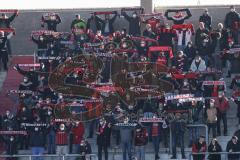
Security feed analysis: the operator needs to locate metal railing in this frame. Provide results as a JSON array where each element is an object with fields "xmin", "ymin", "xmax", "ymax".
[
  {"xmin": 169, "ymin": 124, "xmax": 208, "ymax": 154},
  {"xmin": 0, "ymin": 154, "xmax": 97, "ymax": 160},
  {"xmin": 189, "ymin": 152, "xmax": 240, "ymax": 160}
]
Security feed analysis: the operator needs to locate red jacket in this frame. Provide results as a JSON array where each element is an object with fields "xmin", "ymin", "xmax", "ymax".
[
  {"xmin": 71, "ymin": 122, "xmax": 85, "ymax": 144},
  {"xmin": 56, "ymin": 131, "xmax": 68, "ymax": 145},
  {"xmin": 192, "ymin": 141, "xmax": 207, "ymax": 160},
  {"xmin": 215, "ymin": 97, "xmax": 230, "ymax": 113}
]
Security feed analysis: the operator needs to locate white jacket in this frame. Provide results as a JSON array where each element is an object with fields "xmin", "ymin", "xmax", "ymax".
[{"xmin": 190, "ymin": 59, "xmax": 206, "ymax": 72}]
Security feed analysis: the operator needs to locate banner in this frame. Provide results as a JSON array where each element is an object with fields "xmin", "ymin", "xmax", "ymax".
[
  {"xmin": 139, "ymin": 12, "xmax": 163, "ymax": 17},
  {"xmin": 18, "ymin": 64, "xmax": 40, "ymax": 67},
  {"xmin": 0, "ymin": 10, "xmax": 18, "ymax": 13},
  {"xmin": 114, "ymin": 123, "xmax": 137, "ymax": 127},
  {"xmin": 92, "ymin": 11, "xmax": 117, "ymax": 15},
  {"xmin": 130, "ymin": 36, "xmax": 158, "ymax": 44},
  {"xmin": 165, "ymin": 94, "xmax": 194, "ymax": 101},
  {"xmin": 0, "ymin": 28, "xmax": 15, "ymax": 33},
  {"xmin": 0, "ymin": 131, "xmax": 27, "ymax": 135},
  {"xmin": 21, "ymin": 123, "xmax": 48, "ymax": 127},
  {"xmin": 121, "ymin": 7, "xmax": 144, "ymax": 14},
  {"xmin": 202, "ymin": 81, "xmax": 225, "ymax": 86},
  {"xmin": 139, "ymin": 117, "xmax": 164, "ymax": 123},
  {"xmin": 148, "ymin": 46, "xmax": 173, "ymax": 58},
  {"xmin": 8, "ymin": 90, "xmax": 33, "ymax": 94}
]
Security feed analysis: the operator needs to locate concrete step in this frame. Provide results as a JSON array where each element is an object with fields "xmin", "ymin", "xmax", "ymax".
[{"xmin": 16, "ymin": 149, "xmax": 192, "ymax": 160}]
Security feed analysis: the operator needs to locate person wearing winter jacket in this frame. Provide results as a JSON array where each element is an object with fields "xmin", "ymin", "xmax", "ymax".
[
  {"xmin": 215, "ymin": 92, "xmax": 230, "ymax": 136},
  {"xmin": 224, "ymin": 6, "xmax": 240, "ymax": 44},
  {"xmin": 71, "ymin": 14, "xmax": 86, "ymax": 30},
  {"xmin": 41, "ymin": 13, "xmax": 61, "ymax": 32},
  {"xmin": 172, "ymin": 51, "xmax": 188, "ymax": 72},
  {"xmin": 192, "ymin": 136, "xmax": 207, "ymax": 160},
  {"xmin": 14, "ymin": 65, "xmax": 39, "ymax": 90},
  {"xmin": 5, "ymin": 135, "xmax": 18, "ymax": 160},
  {"xmin": 190, "ymin": 55, "xmax": 207, "ymax": 72},
  {"xmin": 134, "ymin": 125, "xmax": 148, "ymax": 160},
  {"xmin": 94, "ymin": 12, "xmax": 118, "ymax": 36},
  {"xmin": 195, "ymin": 22, "xmax": 209, "ymax": 50},
  {"xmin": 79, "ymin": 139, "xmax": 92, "ymax": 160},
  {"xmin": 208, "ymin": 138, "xmax": 222, "ymax": 160},
  {"xmin": 122, "ymin": 11, "xmax": 141, "ymax": 36},
  {"xmin": 199, "ymin": 9, "xmax": 212, "ymax": 30},
  {"xmin": 96, "ymin": 117, "xmax": 111, "ymax": 160},
  {"xmin": 184, "ymin": 41, "xmax": 197, "ymax": 66},
  {"xmin": 56, "ymin": 123, "xmax": 69, "ymax": 156},
  {"xmin": 226, "ymin": 136, "xmax": 240, "ymax": 160},
  {"xmin": 19, "ymin": 76, "xmax": 34, "ymax": 91},
  {"xmin": 151, "ymin": 120, "xmax": 162, "ymax": 160},
  {"xmin": 71, "ymin": 121, "xmax": 85, "ymax": 154},
  {"xmin": 29, "ymin": 126, "xmax": 46, "ymax": 160},
  {"xmin": 207, "ymin": 99, "xmax": 217, "ymax": 138},
  {"xmin": 0, "ymin": 11, "xmax": 18, "ymax": 28},
  {"xmin": 0, "ymin": 31, "xmax": 13, "ymax": 70}
]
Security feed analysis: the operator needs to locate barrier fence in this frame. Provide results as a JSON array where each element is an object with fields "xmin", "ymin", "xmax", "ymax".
[
  {"xmin": 0, "ymin": 154, "xmax": 97, "ymax": 160},
  {"xmin": 169, "ymin": 124, "xmax": 208, "ymax": 154},
  {"xmin": 189, "ymin": 152, "xmax": 240, "ymax": 160}
]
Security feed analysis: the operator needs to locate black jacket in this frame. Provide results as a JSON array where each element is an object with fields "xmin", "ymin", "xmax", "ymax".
[
  {"xmin": 96, "ymin": 123, "xmax": 111, "ymax": 147},
  {"xmin": 86, "ymin": 17, "xmax": 101, "ymax": 33},
  {"xmin": 226, "ymin": 140, "xmax": 240, "ymax": 159},
  {"xmin": 95, "ymin": 13, "xmax": 117, "ymax": 34},
  {"xmin": 199, "ymin": 14, "xmax": 212, "ymax": 30},
  {"xmin": 224, "ymin": 11, "xmax": 240, "ymax": 29},
  {"xmin": 42, "ymin": 15, "xmax": 61, "ymax": 32},
  {"xmin": 195, "ymin": 28, "xmax": 209, "ymax": 49},
  {"xmin": 29, "ymin": 130, "xmax": 45, "ymax": 147},
  {"xmin": 0, "ymin": 37, "xmax": 7, "ymax": 51},
  {"xmin": 122, "ymin": 12, "xmax": 141, "ymax": 36},
  {"xmin": 208, "ymin": 142, "xmax": 222, "ymax": 160},
  {"xmin": 142, "ymin": 29, "xmax": 156, "ymax": 39},
  {"xmin": 32, "ymin": 37, "xmax": 49, "ymax": 50},
  {"xmin": 0, "ymin": 13, "xmax": 17, "ymax": 28},
  {"xmin": 184, "ymin": 46, "xmax": 196, "ymax": 60}
]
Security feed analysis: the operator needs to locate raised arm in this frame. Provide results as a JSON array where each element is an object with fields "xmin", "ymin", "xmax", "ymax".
[
  {"xmin": 7, "ymin": 32, "xmax": 13, "ymax": 39},
  {"xmin": 56, "ymin": 15, "xmax": 61, "ymax": 24},
  {"xmin": 8, "ymin": 12, "xmax": 17, "ymax": 23},
  {"xmin": 164, "ymin": 9, "xmax": 174, "ymax": 21},
  {"xmin": 184, "ymin": 8, "xmax": 192, "ymax": 20},
  {"xmin": 110, "ymin": 11, "xmax": 118, "ymax": 23},
  {"xmin": 14, "ymin": 65, "xmax": 29, "ymax": 76},
  {"xmin": 95, "ymin": 15, "xmax": 105, "ymax": 24},
  {"xmin": 122, "ymin": 11, "xmax": 131, "ymax": 22}
]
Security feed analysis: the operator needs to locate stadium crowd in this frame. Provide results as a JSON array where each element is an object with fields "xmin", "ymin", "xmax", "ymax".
[{"xmin": 0, "ymin": 5, "xmax": 239, "ymax": 160}]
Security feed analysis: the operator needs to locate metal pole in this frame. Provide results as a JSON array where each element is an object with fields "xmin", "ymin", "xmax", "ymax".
[
  {"xmin": 34, "ymin": 50, "xmax": 36, "ymax": 70},
  {"xmin": 29, "ymin": 155, "xmax": 32, "ymax": 160},
  {"xmin": 204, "ymin": 124, "xmax": 208, "ymax": 147},
  {"xmin": 169, "ymin": 125, "xmax": 172, "ymax": 154}
]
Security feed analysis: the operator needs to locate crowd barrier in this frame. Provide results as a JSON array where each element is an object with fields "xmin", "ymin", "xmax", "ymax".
[{"xmin": 0, "ymin": 154, "xmax": 97, "ymax": 160}]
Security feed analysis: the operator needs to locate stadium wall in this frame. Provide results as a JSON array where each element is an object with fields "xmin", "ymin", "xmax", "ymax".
[{"xmin": 9, "ymin": 6, "xmax": 240, "ymax": 55}]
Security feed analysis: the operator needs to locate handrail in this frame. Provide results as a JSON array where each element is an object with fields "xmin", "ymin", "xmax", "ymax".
[
  {"xmin": 0, "ymin": 154, "xmax": 98, "ymax": 160},
  {"xmin": 189, "ymin": 151, "xmax": 240, "ymax": 160},
  {"xmin": 169, "ymin": 124, "xmax": 208, "ymax": 154}
]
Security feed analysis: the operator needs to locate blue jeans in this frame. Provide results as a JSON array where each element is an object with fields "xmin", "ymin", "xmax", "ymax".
[
  {"xmin": 122, "ymin": 141, "xmax": 132, "ymax": 160},
  {"xmin": 188, "ymin": 127, "xmax": 199, "ymax": 146},
  {"xmin": 47, "ymin": 133, "xmax": 56, "ymax": 154},
  {"xmin": 135, "ymin": 146, "xmax": 145, "ymax": 160},
  {"xmin": 31, "ymin": 147, "xmax": 44, "ymax": 160},
  {"xmin": 152, "ymin": 136, "xmax": 160, "ymax": 155}
]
